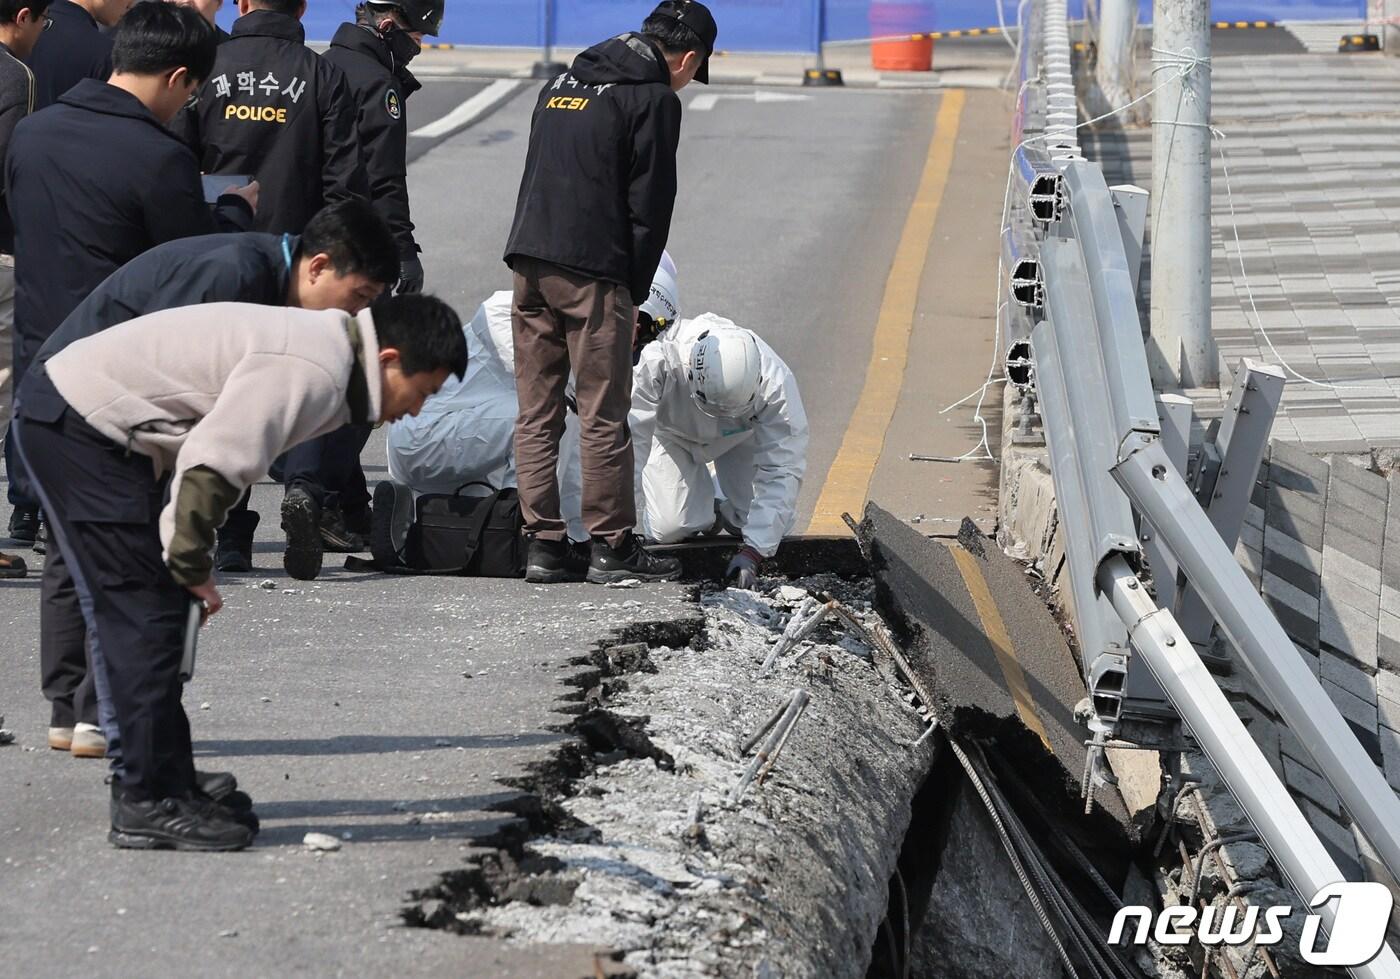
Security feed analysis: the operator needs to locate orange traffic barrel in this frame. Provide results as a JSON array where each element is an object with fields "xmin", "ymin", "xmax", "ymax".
[{"xmin": 870, "ymin": 2, "xmax": 935, "ymax": 71}]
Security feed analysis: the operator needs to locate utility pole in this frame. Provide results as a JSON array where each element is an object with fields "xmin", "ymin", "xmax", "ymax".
[
  {"xmin": 1148, "ymin": 0, "xmax": 1217, "ymax": 388},
  {"xmin": 1094, "ymin": 0, "xmax": 1138, "ymax": 115}
]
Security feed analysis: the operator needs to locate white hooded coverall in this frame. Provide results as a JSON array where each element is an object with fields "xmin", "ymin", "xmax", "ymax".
[
  {"xmin": 386, "ymin": 291, "xmax": 586, "ymax": 540},
  {"xmin": 630, "ymin": 314, "xmax": 809, "ymax": 558}
]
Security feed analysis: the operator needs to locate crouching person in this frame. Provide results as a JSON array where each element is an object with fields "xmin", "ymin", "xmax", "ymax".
[
  {"xmin": 11, "ymin": 294, "xmax": 465, "ymax": 850},
  {"xmin": 631, "ymin": 314, "xmax": 808, "ymax": 590}
]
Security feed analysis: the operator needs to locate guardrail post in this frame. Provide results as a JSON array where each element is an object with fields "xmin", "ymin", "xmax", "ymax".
[
  {"xmin": 1171, "ymin": 359, "xmax": 1283, "ymax": 671},
  {"xmin": 1148, "ymin": 0, "xmax": 1218, "ymax": 388},
  {"xmin": 531, "ymin": 0, "xmax": 567, "ymax": 80}
]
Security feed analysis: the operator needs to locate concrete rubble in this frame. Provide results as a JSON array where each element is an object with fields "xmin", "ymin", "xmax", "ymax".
[{"xmin": 406, "ymin": 575, "xmax": 937, "ymax": 978}]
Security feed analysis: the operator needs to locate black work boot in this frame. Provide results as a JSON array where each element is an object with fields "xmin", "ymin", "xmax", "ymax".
[
  {"xmin": 8, "ymin": 505, "xmax": 38, "ymax": 544},
  {"xmin": 586, "ymin": 534, "xmax": 682, "ymax": 584},
  {"xmin": 281, "ymin": 487, "xmax": 323, "ymax": 581},
  {"xmin": 319, "ymin": 506, "xmax": 366, "ymax": 553},
  {"xmin": 525, "ymin": 537, "xmax": 590, "ymax": 584},
  {"xmin": 109, "ymin": 792, "xmax": 255, "ymax": 852},
  {"xmin": 214, "ymin": 510, "xmax": 260, "ymax": 573}
]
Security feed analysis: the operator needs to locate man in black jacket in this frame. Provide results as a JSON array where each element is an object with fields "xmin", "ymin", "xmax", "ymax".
[
  {"xmin": 29, "ymin": 199, "xmax": 395, "ymax": 796},
  {"xmin": 323, "ymin": 0, "xmax": 442, "ymax": 295},
  {"xmin": 6, "ymin": 2, "xmax": 256, "ymax": 759},
  {"xmin": 173, "ymin": 0, "xmax": 368, "ymax": 235},
  {"xmin": 0, "ymin": 0, "xmax": 48, "ymax": 577},
  {"xmin": 502, "ymin": 0, "xmax": 714, "ymax": 586},
  {"xmin": 27, "ymin": 0, "xmax": 131, "ymax": 110}
]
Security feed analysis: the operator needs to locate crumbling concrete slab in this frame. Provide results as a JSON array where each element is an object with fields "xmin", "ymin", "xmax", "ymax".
[{"xmin": 858, "ymin": 501, "xmax": 1134, "ymax": 838}]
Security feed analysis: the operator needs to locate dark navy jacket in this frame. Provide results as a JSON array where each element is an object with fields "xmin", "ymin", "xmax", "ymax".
[
  {"xmin": 322, "ymin": 23, "xmax": 419, "ymax": 260},
  {"xmin": 27, "ymin": 0, "xmax": 112, "ymax": 111},
  {"xmin": 36, "ymin": 232, "xmax": 294, "ymax": 366},
  {"xmin": 5, "ymin": 79, "xmax": 252, "ymax": 378}
]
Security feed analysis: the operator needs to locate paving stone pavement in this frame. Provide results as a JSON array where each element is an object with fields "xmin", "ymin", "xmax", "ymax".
[{"xmin": 1087, "ymin": 52, "xmax": 1400, "ymax": 455}]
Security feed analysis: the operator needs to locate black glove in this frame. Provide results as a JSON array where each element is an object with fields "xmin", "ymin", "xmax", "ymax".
[
  {"xmin": 396, "ymin": 256, "xmax": 424, "ymax": 295},
  {"xmin": 725, "ymin": 545, "xmax": 762, "ymax": 591}
]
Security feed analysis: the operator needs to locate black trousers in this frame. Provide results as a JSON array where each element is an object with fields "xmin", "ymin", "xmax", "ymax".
[
  {"xmin": 39, "ymin": 536, "xmax": 96, "ymax": 728},
  {"xmin": 15, "ymin": 382, "xmax": 194, "ymax": 802},
  {"xmin": 281, "ymin": 422, "xmax": 372, "ymax": 513}
]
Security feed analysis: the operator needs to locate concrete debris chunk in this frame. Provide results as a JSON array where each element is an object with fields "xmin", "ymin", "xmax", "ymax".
[
  {"xmin": 776, "ymin": 585, "xmax": 808, "ymax": 603},
  {"xmin": 302, "ymin": 832, "xmax": 342, "ymax": 852},
  {"xmin": 604, "ymin": 578, "xmax": 641, "ymax": 589},
  {"xmin": 258, "ymin": 579, "xmax": 276, "ymax": 590}
]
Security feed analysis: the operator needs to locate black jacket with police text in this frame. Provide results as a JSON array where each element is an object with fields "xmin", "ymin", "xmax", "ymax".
[
  {"xmin": 27, "ymin": 0, "xmax": 111, "ymax": 111},
  {"xmin": 37, "ymin": 231, "xmax": 294, "ymax": 366},
  {"xmin": 323, "ymin": 23, "xmax": 419, "ymax": 260},
  {"xmin": 503, "ymin": 33, "xmax": 682, "ymax": 305},
  {"xmin": 5, "ymin": 80, "xmax": 253, "ymax": 376},
  {"xmin": 173, "ymin": 10, "xmax": 368, "ymax": 234}
]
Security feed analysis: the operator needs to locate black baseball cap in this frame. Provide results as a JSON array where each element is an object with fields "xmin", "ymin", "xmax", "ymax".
[{"xmin": 648, "ymin": 0, "xmax": 718, "ymax": 84}]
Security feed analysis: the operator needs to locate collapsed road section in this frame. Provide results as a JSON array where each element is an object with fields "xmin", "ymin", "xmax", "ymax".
[{"xmin": 402, "ymin": 507, "xmax": 1229, "ymax": 978}]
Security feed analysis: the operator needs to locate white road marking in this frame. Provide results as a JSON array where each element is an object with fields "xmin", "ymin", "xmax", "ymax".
[
  {"xmin": 410, "ymin": 79, "xmax": 522, "ymax": 139},
  {"xmin": 689, "ymin": 90, "xmax": 812, "ymax": 111}
]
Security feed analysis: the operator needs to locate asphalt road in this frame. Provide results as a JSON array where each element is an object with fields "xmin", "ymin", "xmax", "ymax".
[
  {"xmin": 0, "ymin": 74, "xmax": 1006, "ymax": 976},
  {"xmin": 407, "ymin": 79, "xmax": 1001, "ymax": 533}
]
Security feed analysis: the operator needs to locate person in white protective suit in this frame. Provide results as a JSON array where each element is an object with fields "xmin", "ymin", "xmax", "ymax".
[
  {"xmin": 630, "ymin": 315, "xmax": 809, "ymax": 589},
  {"xmin": 385, "ymin": 255, "xmax": 682, "ymax": 547}
]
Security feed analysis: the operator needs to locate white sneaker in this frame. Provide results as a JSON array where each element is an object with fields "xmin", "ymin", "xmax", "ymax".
[{"xmin": 71, "ymin": 722, "xmax": 106, "ymax": 759}]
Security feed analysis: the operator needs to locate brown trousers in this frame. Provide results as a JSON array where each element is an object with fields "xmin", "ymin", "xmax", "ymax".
[{"xmin": 511, "ymin": 257, "xmax": 635, "ymax": 545}]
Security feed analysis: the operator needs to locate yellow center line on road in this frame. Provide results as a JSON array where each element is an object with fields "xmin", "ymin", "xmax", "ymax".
[
  {"xmin": 805, "ymin": 89, "xmax": 965, "ymax": 536},
  {"xmin": 946, "ymin": 543, "xmax": 1054, "ymax": 755}
]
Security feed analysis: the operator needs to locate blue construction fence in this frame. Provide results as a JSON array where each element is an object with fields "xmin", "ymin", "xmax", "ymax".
[{"xmin": 236, "ymin": 0, "xmax": 1369, "ymax": 53}]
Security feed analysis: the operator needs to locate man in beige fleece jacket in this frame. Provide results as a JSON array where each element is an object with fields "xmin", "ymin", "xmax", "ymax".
[{"xmin": 11, "ymin": 292, "xmax": 466, "ymax": 851}]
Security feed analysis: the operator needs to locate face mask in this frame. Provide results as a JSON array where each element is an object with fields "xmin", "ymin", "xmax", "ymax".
[{"xmin": 382, "ymin": 24, "xmax": 421, "ymax": 67}]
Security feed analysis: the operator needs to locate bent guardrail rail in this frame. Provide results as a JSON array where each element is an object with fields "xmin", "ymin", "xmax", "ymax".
[{"xmin": 1008, "ymin": 1, "xmax": 1400, "ymax": 971}]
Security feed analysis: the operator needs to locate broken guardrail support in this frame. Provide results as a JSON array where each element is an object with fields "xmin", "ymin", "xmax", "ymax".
[
  {"xmin": 1111, "ymin": 437, "xmax": 1400, "ymax": 890},
  {"xmin": 1097, "ymin": 552, "xmax": 1400, "ymax": 979},
  {"xmin": 1172, "ymin": 359, "xmax": 1284, "ymax": 671}
]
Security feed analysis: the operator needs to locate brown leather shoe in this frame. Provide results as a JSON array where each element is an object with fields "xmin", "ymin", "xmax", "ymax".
[{"xmin": 0, "ymin": 550, "xmax": 26, "ymax": 578}]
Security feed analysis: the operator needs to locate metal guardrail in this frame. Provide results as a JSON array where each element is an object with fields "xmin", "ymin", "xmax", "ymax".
[{"xmin": 1010, "ymin": 1, "xmax": 1400, "ymax": 972}]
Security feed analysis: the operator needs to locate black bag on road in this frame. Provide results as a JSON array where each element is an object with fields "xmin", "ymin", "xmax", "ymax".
[{"xmin": 370, "ymin": 481, "xmax": 526, "ymax": 578}]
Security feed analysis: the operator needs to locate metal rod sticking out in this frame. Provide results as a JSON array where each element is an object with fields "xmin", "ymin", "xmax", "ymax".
[{"xmin": 728, "ymin": 689, "xmax": 809, "ymax": 805}]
